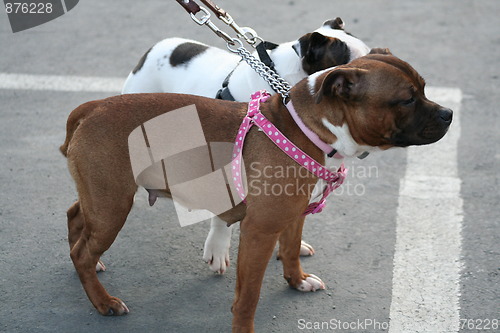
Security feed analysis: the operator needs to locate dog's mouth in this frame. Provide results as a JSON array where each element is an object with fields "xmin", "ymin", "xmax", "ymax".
[
  {"xmin": 420, "ymin": 125, "xmax": 451, "ymax": 142},
  {"xmin": 420, "ymin": 107, "xmax": 453, "ymax": 144},
  {"xmin": 391, "ymin": 124, "xmax": 451, "ymax": 147},
  {"xmin": 391, "ymin": 106, "xmax": 453, "ymax": 147}
]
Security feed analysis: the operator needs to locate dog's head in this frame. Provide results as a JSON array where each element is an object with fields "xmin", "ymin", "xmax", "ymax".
[
  {"xmin": 306, "ymin": 51, "xmax": 452, "ymax": 157},
  {"xmin": 293, "ymin": 18, "xmax": 371, "ymax": 75}
]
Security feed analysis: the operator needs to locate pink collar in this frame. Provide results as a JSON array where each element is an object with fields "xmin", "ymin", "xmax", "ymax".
[
  {"xmin": 231, "ymin": 90, "xmax": 347, "ymax": 215},
  {"xmin": 285, "ymin": 101, "xmax": 340, "ymax": 158}
]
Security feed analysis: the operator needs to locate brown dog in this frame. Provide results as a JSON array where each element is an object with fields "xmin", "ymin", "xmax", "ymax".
[{"xmin": 61, "ymin": 53, "xmax": 452, "ymax": 332}]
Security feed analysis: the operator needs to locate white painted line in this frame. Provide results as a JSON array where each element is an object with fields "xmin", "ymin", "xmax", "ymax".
[
  {"xmin": 389, "ymin": 87, "xmax": 463, "ymax": 332},
  {"xmin": 0, "ymin": 73, "xmax": 123, "ymax": 92}
]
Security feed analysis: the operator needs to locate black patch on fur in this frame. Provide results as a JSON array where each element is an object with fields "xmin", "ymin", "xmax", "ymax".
[
  {"xmin": 170, "ymin": 42, "xmax": 209, "ymax": 67},
  {"xmin": 132, "ymin": 47, "xmax": 152, "ymax": 74}
]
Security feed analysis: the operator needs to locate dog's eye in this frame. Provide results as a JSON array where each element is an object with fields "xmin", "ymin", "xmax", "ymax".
[{"xmin": 401, "ymin": 97, "xmax": 415, "ymax": 106}]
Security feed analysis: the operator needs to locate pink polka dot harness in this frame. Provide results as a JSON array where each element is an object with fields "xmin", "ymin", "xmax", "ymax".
[{"xmin": 231, "ymin": 90, "xmax": 347, "ymax": 215}]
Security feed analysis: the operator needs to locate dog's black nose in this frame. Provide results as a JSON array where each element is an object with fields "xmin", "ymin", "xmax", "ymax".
[{"xmin": 439, "ymin": 108, "xmax": 453, "ymax": 123}]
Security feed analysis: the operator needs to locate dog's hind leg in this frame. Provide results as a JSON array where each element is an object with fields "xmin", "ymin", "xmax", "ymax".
[
  {"xmin": 278, "ymin": 217, "xmax": 325, "ymax": 292},
  {"xmin": 67, "ymin": 200, "xmax": 83, "ymax": 251},
  {"xmin": 67, "ymin": 201, "xmax": 106, "ymax": 272},
  {"xmin": 69, "ymin": 187, "xmax": 135, "ymax": 316}
]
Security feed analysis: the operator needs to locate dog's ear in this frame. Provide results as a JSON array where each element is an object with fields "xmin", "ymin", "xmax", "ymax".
[
  {"xmin": 323, "ymin": 17, "xmax": 345, "ymax": 30},
  {"xmin": 294, "ymin": 32, "xmax": 329, "ymax": 60},
  {"xmin": 307, "ymin": 32, "xmax": 330, "ymax": 62},
  {"xmin": 369, "ymin": 48, "xmax": 392, "ymax": 55},
  {"xmin": 314, "ymin": 68, "xmax": 368, "ymax": 104}
]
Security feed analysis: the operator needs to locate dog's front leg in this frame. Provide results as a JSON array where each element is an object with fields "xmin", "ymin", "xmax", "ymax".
[
  {"xmin": 279, "ymin": 217, "xmax": 326, "ymax": 292},
  {"xmin": 231, "ymin": 216, "xmax": 280, "ymax": 333},
  {"xmin": 203, "ymin": 216, "xmax": 233, "ymax": 274}
]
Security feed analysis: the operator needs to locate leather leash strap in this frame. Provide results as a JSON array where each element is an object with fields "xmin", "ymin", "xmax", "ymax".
[
  {"xmin": 175, "ymin": 0, "xmax": 227, "ymax": 19},
  {"xmin": 200, "ymin": 0, "xmax": 227, "ymax": 19},
  {"xmin": 175, "ymin": 0, "xmax": 201, "ymax": 15}
]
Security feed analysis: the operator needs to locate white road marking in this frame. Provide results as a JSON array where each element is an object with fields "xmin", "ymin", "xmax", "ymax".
[
  {"xmin": 0, "ymin": 72, "xmax": 123, "ymax": 92},
  {"xmin": 389, "ymin": 87, "xmax": 463, "ymax": 332}
]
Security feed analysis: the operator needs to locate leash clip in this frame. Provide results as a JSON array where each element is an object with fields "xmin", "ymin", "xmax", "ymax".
[
  {"xmin": 226, "ymin": 38, "xmax": 244, "ymax": 53},
  {"xmin": 238, "ymin": 27, "xmax": 264, "ymax": 46},
  {"xmin": 190, "ymin": 7, "xmax": 211, "ymax": 25}
]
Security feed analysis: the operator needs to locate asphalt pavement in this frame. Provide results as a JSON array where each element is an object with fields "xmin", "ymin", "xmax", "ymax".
[{"xmin": 0, "ymin": 1, "xmax": 498, "ymax": 332}]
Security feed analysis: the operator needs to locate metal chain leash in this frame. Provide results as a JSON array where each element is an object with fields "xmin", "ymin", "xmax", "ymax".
[{"xmin": 228, "ymin": 40, "xmax": 292, "ymax": 100}]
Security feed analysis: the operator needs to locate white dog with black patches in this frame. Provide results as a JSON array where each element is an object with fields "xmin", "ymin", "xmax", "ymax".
[{"xmin": 122, "ymin": 18, "xmax": 370, "ymax": 274}]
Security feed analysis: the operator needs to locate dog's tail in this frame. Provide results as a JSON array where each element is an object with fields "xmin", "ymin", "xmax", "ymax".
[{"xmin": 60, "ymin": 101, "xmax": 99, "ymax": 157}]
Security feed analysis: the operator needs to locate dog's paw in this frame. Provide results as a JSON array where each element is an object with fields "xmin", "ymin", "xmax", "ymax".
[
  {"xmin": 204, "ymin": 250, "xmax": 230, "ymax": 275},
  {"xmin": 203, "ymin": 218, "xmax": 233, "ymax": 274},
  {"xmin": 97, "ymin": 296, "xmax": 129, "ymax": 316},
  {"xmin": 300, "ymin": 240, "xmax": 315, "ymax": 256},
  {"xmin": 96, "ymin": 260, "xmax": 106, "ymax": 272},
  {"xmin": 203, "ymin": 234, "xmax": 231, "ymax": 274},
  {"xmin": 297, "ymin": 274, "xmax": 326, "ymax": 292}
]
